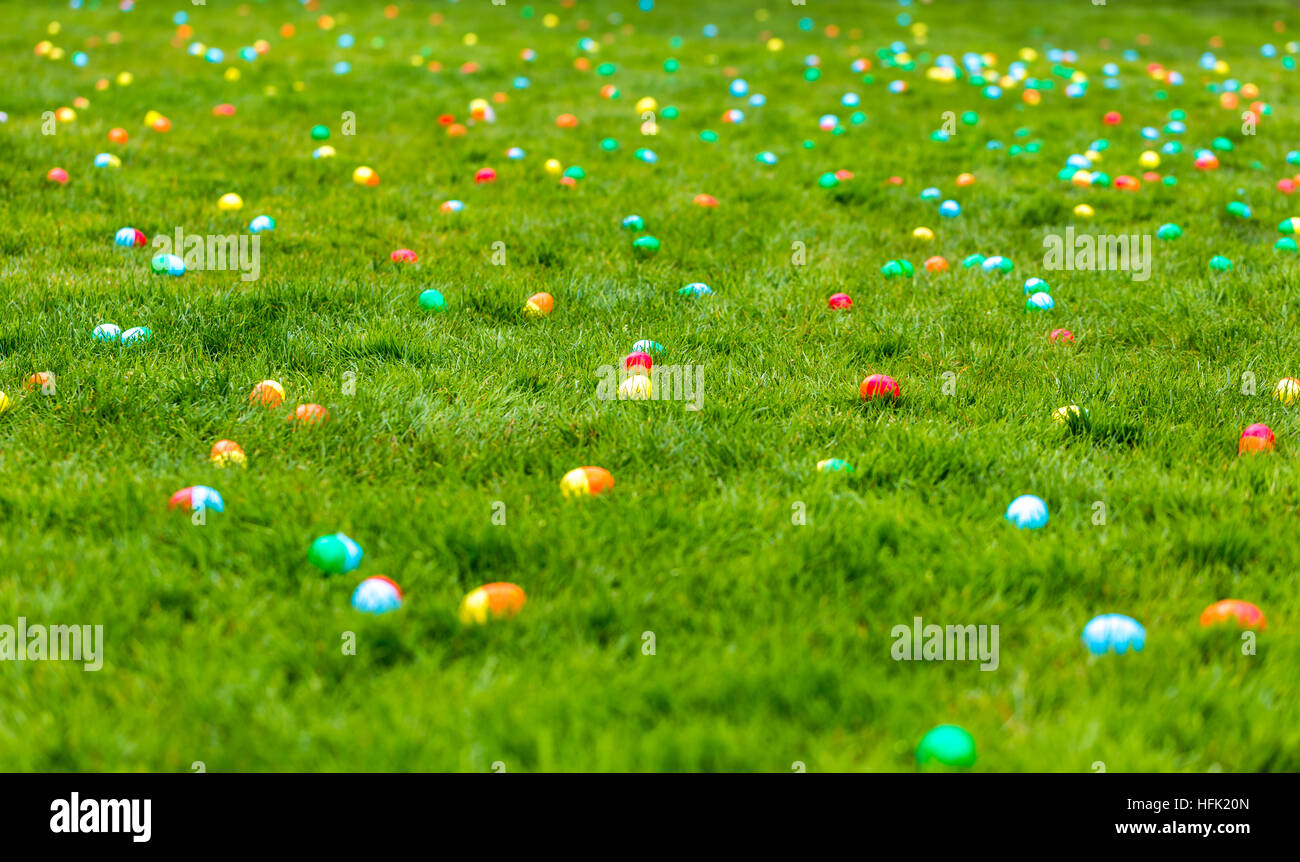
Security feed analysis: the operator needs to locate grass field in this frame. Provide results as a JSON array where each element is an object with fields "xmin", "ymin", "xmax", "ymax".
[{"xmin": 2, "ymin": 0, "xmax": 1299, "ymax": 772}]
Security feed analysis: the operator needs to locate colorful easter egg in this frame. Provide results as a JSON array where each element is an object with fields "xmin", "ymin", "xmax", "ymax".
[
  {"xmin": 115, "ymin": 227, "xmax": 147, "ymax": 247},
  {"xmin": 618, "ymin": 375, "xmax": 653, "ymax": 400},
  {"xmin": 249, "ymin": 379, "xmax": 285, "ymax": 408},
  {"xmin": 92, "ymin": 323, "xmax": 121, "ymax": 342},
  {"xmin": 828, "ymin": 293, "xmax": 852, "ymax": 309},
  {"xmin": 459, "ymin": 582, "xmax": 526, "ymax": 624},
  {"xmin": 293, "ymin": 403, "xmax": 330, "ymax": 426},
  {"xmin": 249, "ymin": 215, "xmax": 276, "ymax": 233},
  {"xmin": 916, "ymin": 725, "xmax": 977, "ymax": 769},
  {"xmin": 859, "ymin": 374, "xmax": 900, "ymax": 401},
  {"xmin": 560, "ymin": 466, "xmax": 614, "ymax": 498},
  {"xmin": 525, "ymin": 292, "xmax": 554, "ymax": 317},
  {"xmin": 1199, "ymin": 599, "xmax": 1266, "ymax": 631},
  {"xmin": 1005, "ymin": 494, "xmax": 1048, "ymax": 529},
  {"xmin": 1238, "ymin": 423, "xmax": 1274, "ymax": 454},
  {"xmin": 352, "ymin": 576, "xmax": 403, "ymax": 614},
  {"xmin": 218, "ymin": 193, "xmax": 243, "ymax": 211},
  {"xmin": 419, "ymin": 289, "xmax": 447, "ymax": 311},
  {"xmin": 352, "ymin": 165, "xmax": 379, "ymax": 186},
  {"xmin": 309, "ymin": 532, "xmax": 363, "ymax": 574},
  {"xmin": 210, "ymin": 439, "xmax": 246, "ymax": 468},
  {"xmin": 169, "ymin": 485, "xmax": 225, "ymax": 513},
  {"xmin": 120, "ymin": 326, "xmax": 152, "ymax": 345},
  {"xmin": 1273, "ymin": 377, "xmax": 1300, "ymax": 404},
  {"xmin": 1082, "ymin": 614, "xmax": 1146, "ymax": 655}
]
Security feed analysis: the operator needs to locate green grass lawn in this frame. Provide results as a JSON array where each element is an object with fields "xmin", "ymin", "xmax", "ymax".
[{"xmin": 1, "ymin": 0, "xmax": 1298, "ymax": 772}]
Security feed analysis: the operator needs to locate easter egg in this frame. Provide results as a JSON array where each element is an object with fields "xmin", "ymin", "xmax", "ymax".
[
  {"xmin": 621, "ymin": 214, "xmax": 645, "ymax": 231},
  {"xmin": 1082, "ymin": 614, "xmax": 1146, "ymax": 655},
  {"xmin": 816, "ymin": 459, "xmax": 853, "ymax": 473},
  {"xmin": 115, "ymin": 227, "xmax": 147, "ymax": 248},
  {"xmin": 1050, "ymin": 328, "xmax": 1075, "ymax": 343},
  {"xmin": 249, "ymin": 379, "xmax": 285, "ymax": 408},
  {"xmin": 218, "ymin": 193, "xmax": 243, "ymax": 211},
  {"xmin": 121, "ymin": 326, "xmax": 152, "ymax": 345},
  {"xmin": 881, "ymin": 259, "xmax": 914, "ymax": 279},
  {"xmin": 939, "ymin": 200, "xmax": 961, "ymax": 217},
  {"xmin": 475, "ymin": 167, "xmax": 497, "ymax": 184},
  {"xmin": 924, "ymin": 256, "xmax": 949, "ymax": 272},
  {"xmin": 693, "ymin": 193, "xmax": 718, "ymax": 207},
  {"xmin": 293, "ymin": 403, "xmax": 330, "ymax": 426},
  {"xmin": 828, "ymin": 293, "xmax": 852, "ymax": 309},
  {"xmin": 560, "ymin": 466, "xmax": 614, "ymax": 498},
  {"xmin": 390, "ymin": 249, "xmax": 418, "ymax": 263},
  {"xmin": 624, "ymin": 351, "xmax": 653, "ymax": 375},
  {"xmin": 312, "ymin": 146, "xmax": 336, "ymax": 159},
  {"xmin": 1238, "ymin": 423, "xmax": 1275, "ymax": 454},
  {"xmin": 249, "ymin": 215, "xmax": 276, "ymax": 233},
  {"xmin": 46, "ymin": 167, "xmax": 69, "ymax": 184},
  {"xmin": 352, "ymin": 576, "xmax": 403, "ymax": 614},
  {"xmin": 679, "ymin": 282, "xmax": 713, "ymax": 296},
  {"xmin": 525, "ymin": 292, "xmax": 554, "ymax": 317},
  {"xmin": 418, "ymin": 289, "xmax": 447, "ymax": 311},
  {"xmin": 1024, "ymin": 277, "xmax": 1050, "ymax": 295},
  {"xmin": 913, "ymin": 227, "xmax": 935, "ymax": 241},
  {"xmin": 440, "ymin": 200, "xmax": 465, "ymax": 213},
  {"xmin": 210, "ymin": 439, "xmax": 246, "ymax": 468},
  {"xmin": 459, "ymin": 582, "xmax": 526, "ymax": 624},
  {"xmin": 310, "ymin": 124, "xmax": 330, "ymax": 140},
  {"xmin": 1209, "ymin": 255, "xmax": 1233, "ymax": 271},
  {"xmin": 93, "ymin": 323, "xmax": 121, "ymax": 342},
  {"xmin": 1199, "ymin": 599, "xmax": 1266, "ymax": 631},
  {"xmin": 916, "ymin": 725, "xmax": 977, "ymax": 769},
  {"xmin": 352, "ymin": 166, "xmax": 379, "ymax": 186},
  {"xmin": 632, "ymin": 236, "xmax": 660, "ymax": 254},
  {"xmin": 94, "ymin": 153, "xmax": 121, "ymax": 169},
  {"xmin": 1005, "ymin": 494, "xmax": 1048, "ymax": 529},
  {"xmin": 859, "ymin": 374, "xmax": 900, "ymax": 401},
  {"xmin": 108, "ymin": 127, "xmax": 128, "ymax": 144},
  {"xmin": 1026, "ymin": 292, "xmax": 1054, "ymax": 311},
  {"xmin": 618, "ymin": 375, "xmax": 653, "ymax": 400},
  {"xmin": 151, "ymin": 253, "xmax": 186, "ymax": 276},
  {"xmin": 1073, "ymin": 204, "xmax": 1094, "ymax": 218},
  {"xmin": 24, "ymin": 372, "xmax": 53, "ymax": 392},
  {"xmin": 309, "ymin": 532, "xmax": 363, "ymax": 575},
  {"xmin": 1156, "ymin": 223, "xmax": 1182, "ymax": 240},
  {"xmin": 169, "ymin": 485, "xmax": 225, "ymax": 514},
  {"xmin": 1053, "ymin": 404, "xmax": 1087, "ymax": 424},
  {"xmin": 1273, "ymin": 377, "xmax": 1300, "ymax": 404},
  {"xmin": 1276, "ymin": 238, "xmax": 1298, "ymax": 253}
]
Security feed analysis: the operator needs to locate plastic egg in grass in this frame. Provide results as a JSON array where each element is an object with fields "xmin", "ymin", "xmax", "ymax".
[
  {"xmin": 1273, "ymin": 377, "xmax": 1300, "ymax": 404},
  {"xmin": 249, "ymin": 379, "xmax": 285, "ymax": 408},
  {"xmin": 1025, "ymin": 292, "xmax": 1054, "ymax": 311},
  {"xmin": 151, "ymin": 253, "xmax": 185, "ymax": 276},
  {"xmin": 916, "ymin": 725, "xmax": 977, "ymax": 769},
  {"xmin": 525, "ymin": 292, "xmax": 554, "ymax": 317},
  {"xmin": 632, "ymin": 339, "xmax": 664, "ymax": 356},
  {"xmin": 1200, "ymin": 599, "xmax": 1266, "ymax": 631},
  {"xmin": 169, "ymin": 485, "xmax": 225, "ymax": 514},
  {"xmin": 679, "ymin": 282, "xmax": 712, "ymax": 297},
  {"xmin": 419, "ymin": 289, "xmax": 447, "ymax": 312},
  {"xmin": 817, "ymin": 458, "xmax": 854, "ymax": 473},
  {"xmin": 293, "ymin": 403, "xmax": 330, "ymax": 426},
  {"xmin": 618, "ymin": 375, "xmax": 653, "ymax": 400},
  {"xmin": 352, "ymin": 165, "xmax": 379, "ymax": 186},
  {"xmin": 93, "ymin": 323, "xmax": 122, "ymax": 343},
  {"xmin": 1004, "ymin": 494, "xmax": 1048, "ymax": 529},
  {"xmin": 1082, "ymin": 613, "xmax": 1145, "ymax": 655},
  {"xmin": 121, "ymin": 326, "xmax": 152, "ymax": 345},
  {"xmin": 210, "ymin": 439, "xmax": 246, "ymax": 468},
  {"xmin": 115, "ymin": 227, "xmax": 147, "ymax": 248},
  {"xmin": 859, "ymin": 374, "xmax": 900, "ymax": 401},
  {"xmin": 459, "ymin": 582, "xmax": 526, "ymax": 625},
  {"xmin": 309, "ymin": 532, "xmax": 363, "ymax": 575},
  {"xmin": 218, "ymin": 193, "xmax": 243, "ymax": 211},
  {"xmin": 1238, "ymin": 423, "xmax": 1274, "ymax": 454},
  {"xmin": 828, "ymin": 292, "xmax": 852, "ymax": 309},
  {"xmin": 249, "ymin": 215, "xmax": 276, "ymax": 233},
  {"xmin": 352, "ymin": 576, "xmax": 403, "ymax": 614},
  {"xmin": 560, "ymin": 466, "xmax": 614, "ymax": 498}
]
